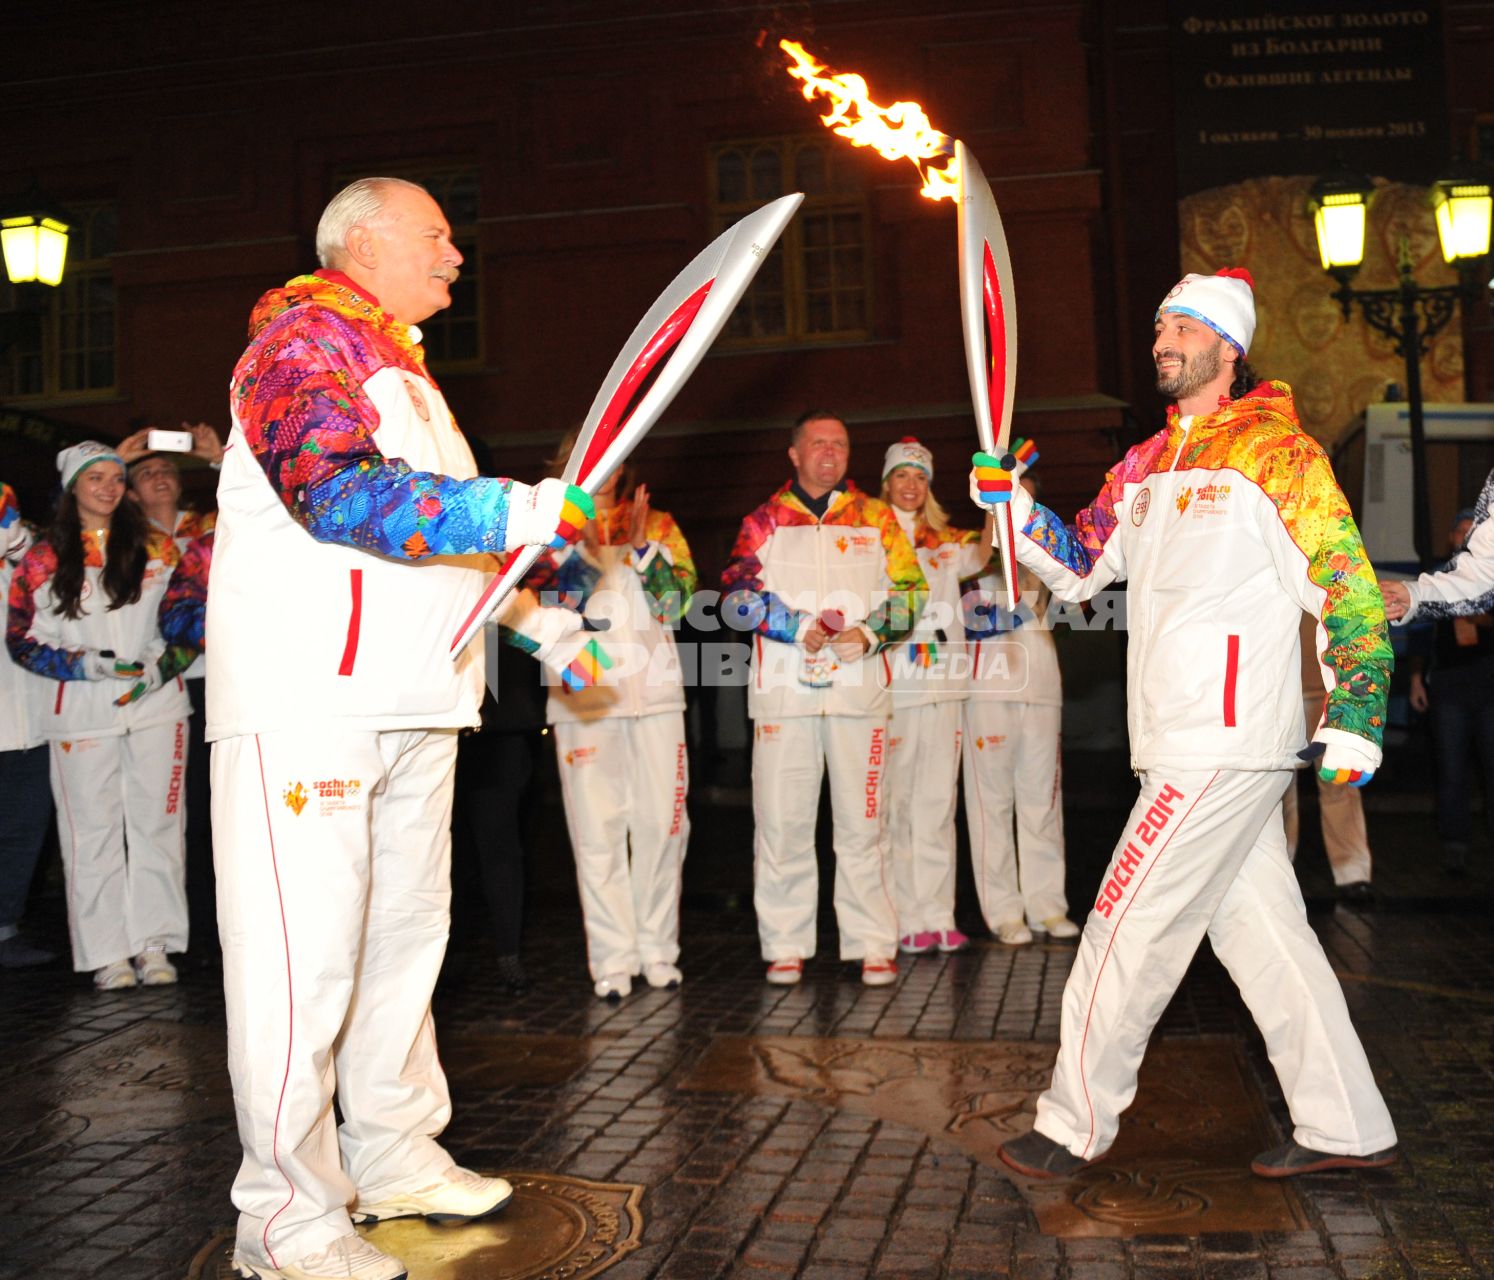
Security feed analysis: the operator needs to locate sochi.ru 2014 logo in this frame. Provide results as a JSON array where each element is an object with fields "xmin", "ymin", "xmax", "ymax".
[
  {"xmin": 1175, "ymin": 486, "xmax": 1194, "ymax": 516},
  {"xmin": 283, "ymin": 782, "xmax": 308, "ymax": 816},
  {"xmin": 1132, "ymin": 487, "xmax": 1151, "ymax": 526}
]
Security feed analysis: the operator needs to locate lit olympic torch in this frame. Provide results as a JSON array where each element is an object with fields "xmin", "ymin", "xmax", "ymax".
[{"xmin": 778, "ymin": 40, "xmax": 1021, "ymax": 606}]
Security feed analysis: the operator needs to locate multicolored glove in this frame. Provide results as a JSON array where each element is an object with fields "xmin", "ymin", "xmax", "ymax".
[
  {"xmin": 556, "ymin": 634, "xmax": 614, "ymax": 692},
  {"xmin": 968, "ymin": 438, "xmax": 1039, "ymax": 510},
  {"xmin": 1301, "ymin": 736, "xmax": 1377, "ymax": 788},
  {"xmin": 114, "ymin": 660, "xmax": 164, "ymax": 707},
  {"xmin": 84, "ymin": 650, "xmax": 145, "ymax": 682},
  {"xmin": 909, "ymin": 641, "xmax": 938, "ymax": 668},
  {"xmin": 504, "ymin": 478, "xmax": 596, "ymax": 552}
]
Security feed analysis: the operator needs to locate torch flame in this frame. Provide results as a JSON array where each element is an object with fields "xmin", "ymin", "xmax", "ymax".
[{"xmin": 780, "ymin": 39, "xmax": 960, "ymax": 202}]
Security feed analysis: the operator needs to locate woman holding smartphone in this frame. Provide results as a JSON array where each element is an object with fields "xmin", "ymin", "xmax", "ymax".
[{"xmin": 5, "ymin": 442, "xmax": 194, "ymax": 988}]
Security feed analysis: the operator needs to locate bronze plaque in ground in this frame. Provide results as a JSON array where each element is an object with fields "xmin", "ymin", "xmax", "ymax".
[
  {"xmin": 679, "ymin": 1035, "xmax": 1306, "ymax": 1238},
  {"xmin": 0, "ymin": 1023, "xmax": 608, "ymax": 1170},
  {"xmin": 186, "ymin": 1173, "xmax": 644, "ymax": 1279}
]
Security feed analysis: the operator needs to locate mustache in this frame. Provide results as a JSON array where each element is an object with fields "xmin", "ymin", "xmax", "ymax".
[{"xmin": 432, "ymin": 266, "xmax": 461, "ymax": 284}]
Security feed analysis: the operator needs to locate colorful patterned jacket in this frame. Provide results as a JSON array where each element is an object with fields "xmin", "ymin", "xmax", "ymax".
[
  {"xmin": 721, "ymin": 481, "xmax": 926, "ymax": 719},
  {"xmin": 208, "ymin": 271, "xmax": 496, "ymax": 739},
  {"xmin": 525, "ymin": 498, "xmax": 697, "ymax": 723},
  {"xmin": 1008, "ymin": 381, "xmax": 1390, "ymax": 771},
  {"xmin": 7, "ymin": 527, "xmax": 192, "ymax": 738}
]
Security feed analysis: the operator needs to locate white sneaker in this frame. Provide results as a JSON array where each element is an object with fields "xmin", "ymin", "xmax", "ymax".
[
  {"xmin": 134, "ymin": 947, "xmax": 178, "ymax": 985},
  {"xmin": 1032, "ymin": 915, "xmax": 1079, "ymax": 940},
  {"xmin": 94, "ymin": 959, "xmax": 136, "ymax": 990},
  {"xmin": 995, "ymin": 920, "xmax": 1033, "ymax": 946},
  {"xmin": 233, "ymin": 1233, "xmax": 406, "ymax": 1279},
  {"xmin": 643, "ymin": 961, "xmax": 682, "ymax": 989},
  {"xmin": 593, "ymin": 972, "xmax": 632, "ymax": 1000},
  {"xmin": 354, "ymin": 1165, "xmax": 513, "ymax": 1225}
]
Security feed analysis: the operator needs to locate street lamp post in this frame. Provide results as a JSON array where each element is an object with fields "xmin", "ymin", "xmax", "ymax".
[
  {"xmin": 1308, "ymin": 165, "xmax": 1493, "ymax": 570},
  {"xmin": 0, "ymin": 192, "xmax": 71, "ymax": 355}
]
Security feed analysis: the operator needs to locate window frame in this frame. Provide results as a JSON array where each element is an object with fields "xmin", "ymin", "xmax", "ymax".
[
  {"xmin": 709, "ymin": 135, "xmax": 874, "ymax": 349},
  {"xmin": 0, "ymin": 199, "xmax": 119, "ymax": 404}
]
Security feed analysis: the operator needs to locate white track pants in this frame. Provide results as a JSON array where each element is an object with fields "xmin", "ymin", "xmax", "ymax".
[
  {"xmin": 214, "ymin": 729, "xmax": 459, "ymax": 1271},
  {"xmin": 961, "ymin": 700, "xmax": 1067, "ymax": 929},
  {"xmin": 886, "ymin": 700, "xmax": 962, "ymax": 933},
  {"xmin": 752, "ymin": 715, "xmax": 897, "ymax": 961},
  {"xmin": 1035, "ymin": 767, "xmax": 1396, "ymax": 1161},
  {"xmin": 51, "ymin": 720, "xmax": 188, "ymax": 971},
  {"xmin": 554, "ymin": 712, "xmax": 689, "ymax": 980}
]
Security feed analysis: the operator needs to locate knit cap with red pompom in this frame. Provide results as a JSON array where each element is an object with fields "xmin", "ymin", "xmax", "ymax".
[{"xmin": 1154, "ymin": 266, "xmax": 1256, "ymax": 356}]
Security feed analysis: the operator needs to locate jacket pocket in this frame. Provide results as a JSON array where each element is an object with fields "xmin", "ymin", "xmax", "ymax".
[
  {"xmin": 1223, "ymin": 633, "xmax": 1239, "ymax": 727},
  {"xmin": 337, "ymin": 569, "xmax": 364, "ymax": 677}
]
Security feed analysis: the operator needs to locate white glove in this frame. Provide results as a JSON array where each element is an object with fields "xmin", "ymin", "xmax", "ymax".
[
  {"xmin": 114, "ymin": 662, "xmax": 164, "ymax": 707},
  {"xmin": 83, "ymin": 650, "xmax": 145, "ymax": 681},
  {"xmin": 502, "ymin": 478, "xmax": 595, "ymax": 552},
  {"xmin": 1304, "ymin": 730, "xmax": 1380, "ymax": 787},
  {"xmin": 500, "ymin": 592, "xmax": 585, "ymax": 661}
]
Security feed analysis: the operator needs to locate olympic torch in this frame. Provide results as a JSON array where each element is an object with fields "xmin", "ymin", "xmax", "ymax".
[
  {"xmin": 776, "ymin": 40, "xmax": 1020, "ymax": 604},
  {"xmin": 955, "ymin": 141, "xmax": 1021, "ymax": 607},
  {"xmin": 449, "ymin": 192, "xmax": 804, "ymax": 657}
]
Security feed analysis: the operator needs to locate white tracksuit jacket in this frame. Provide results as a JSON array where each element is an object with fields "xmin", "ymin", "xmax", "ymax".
[{"xmin": 1008, "ymin": 382, "xmax": 1396, "ymax": 1163}]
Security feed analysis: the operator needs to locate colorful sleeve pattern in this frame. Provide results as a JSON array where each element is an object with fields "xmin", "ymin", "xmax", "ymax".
[
  {"xmin": 1, "ymin": 483, "xmax": 30, "ymax": 564},
  {"xmin": 865, "ymin": 497, "xmax": 927, "ymax": 648},
  {"xmin": 159, "ymin": 533, "xmax": 211, "ymax": 653},
  {"xmin": 638, "ymin": 510, "xmax": 696, "ymax": 625},
  {"xmin": 1254, "ymin": 430, "xmax": 1391, "ymax": 746},
  {"xmin": 5, "ymin": 541, "xmax": 85, "ymax": 681},
  {"xmin": 233, "ymin": 304, "xmax": 514, "ymax": 559},
  {"xmin": 720, "ymin": 493, "xmax": 810, "ymax": 644}
]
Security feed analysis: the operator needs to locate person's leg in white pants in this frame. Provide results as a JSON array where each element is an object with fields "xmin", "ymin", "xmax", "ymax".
[
  {"xmin": 824, "ymin": 714, "xmax": 898, "ymax": 960},
  {"xmin": 887, "ymin": 700, "xmax": 963, "ymax": 934},
  {"xmin": 120, "ymin": 718, "xmax": 189, "ymax": 956},
  {"xmin": 1011, "ymin": 703, "xmax": 1067, "ymax": 927},
  {"xmin": 1206, "ymin": 817, "xmax": 1395, "ymax": 1154},
  {"xmin": 962, "ymin": 699, "xmax": 1022, "ymax": 929},
  {"xmin": 337, "ymin": 729, "xmax": 460, "ymax": 1200},
  {"xmin": 625, "ymin": 712, "xmax": 689, "ymax": 969},
  {"xmin": 556, "ymin": 718, "xmax": 641, "ymax": 980},
  {"xmin": 51, "ymin": 734, "xmax": 129, "ymax": 971},
  {"xmin": 1034, "ymin": 767, "xmax": 1392, "ymax": 1161},
  {"xmin": 753, "ymin": 717, "xmax": 826, "ymax": 961},
  {"xmin": 215, "ymin": 728, "xmax": 458, "ymax": 1271}
]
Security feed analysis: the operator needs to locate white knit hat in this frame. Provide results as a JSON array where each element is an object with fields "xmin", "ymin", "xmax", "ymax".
[
  {"xmin": 1155, "ymin": 267, "xmax": 1256, "ymax": 356},
  {"xmin": 883, "ymin": 436, "xmax": 934, "ymax": 479},
  {"xmin": 57, "ymin": 441, "xmax": 125, "ymax": 491}
]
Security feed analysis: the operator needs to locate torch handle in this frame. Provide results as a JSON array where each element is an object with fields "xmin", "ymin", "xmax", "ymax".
[{"xmin": 447, "ymin": 543, "xmax": 546, "ymax": 658}]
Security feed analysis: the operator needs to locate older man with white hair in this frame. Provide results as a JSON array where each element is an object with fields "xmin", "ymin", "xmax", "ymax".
[{"xmin": 211, "ymin": 177, "xmax": 594, "ymax": 1280}]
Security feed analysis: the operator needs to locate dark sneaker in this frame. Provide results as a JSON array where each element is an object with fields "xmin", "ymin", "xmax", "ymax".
[
  {"xmin": 998, "ymin": 1129, "xmax": 1092, "ymax": 1179},
  {"xmin": 0, "ymin": 935, "xmax": 58, "ymax": 968},
  {"xmin": 1337, "ymin": 880, "xmax": 1375, "ymax": 906},
  {"xmin": 1250, "ymin": 1140, "xmax": 1397, "ymax": 1178}
]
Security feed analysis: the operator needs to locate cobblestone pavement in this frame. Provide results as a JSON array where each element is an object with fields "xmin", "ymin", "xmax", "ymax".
[{"xmin": 1, "ymin": 749, "xmax": 1492, "ymax": 1280}]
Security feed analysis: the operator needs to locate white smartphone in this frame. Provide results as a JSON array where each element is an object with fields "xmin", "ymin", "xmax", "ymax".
[{"xmin": 147, "ymin": 428, "xmax": 193, "ymax": 453}]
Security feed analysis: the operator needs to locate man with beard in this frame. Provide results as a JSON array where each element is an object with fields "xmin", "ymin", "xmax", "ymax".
[{"xmin": 974, "ymin": 269, "xmax": 1398, "ymax": 1180}]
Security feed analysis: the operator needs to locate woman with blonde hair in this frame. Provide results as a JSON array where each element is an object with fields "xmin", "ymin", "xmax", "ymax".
[{"xmin": 880, "ymin": 438, "xmax": 989, "ymax": 955}]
